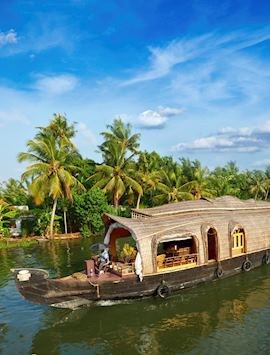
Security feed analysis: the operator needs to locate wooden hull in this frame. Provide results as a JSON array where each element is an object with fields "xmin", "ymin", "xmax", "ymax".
[{"xmin": 12, "ymin": 249, "xmax": 269, "ymax": 309}]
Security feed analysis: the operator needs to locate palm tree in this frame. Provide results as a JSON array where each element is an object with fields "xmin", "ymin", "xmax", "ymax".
[
  {"xmin": 133, "ymin": 152, "xmax": 161, "ymax": 208},
  {"xmin": 99, "ymin": 118, "xmax": 140, "ymax": 163},
  {"xmin": 184, "ymin": 165, "xmax": 216, "ymax": 200},
  {"xmin": 89, "ymin": 119, "xmax": 142, "ymax": 208},
  {"xmin": 89, "ymin": 141, "xmax": 142, "ymax": 208},
  {"xmin": 18, "ymin": 134, "xmax": 84, "ymax": 237},
  {"xmin": 154, "ymin": 163, "xmax": 193, "ymax": 204},
  {"xmin": 249, "ymin": 171, "xmax": 266, "ymax": 200},
  {"xmin": 37, "ymin": 113, "xmax": 77, "ymax": 150},
  {"xmin": 209, "ymin": 173, "xmax": 240, "ymax": 197},
  {"xmin": 179, "ymin": 158, "xmax": 201, "ymax": 183},
  {"xmin": 263, "ymin": 166, "xmax": 270, "ymax": 200}
]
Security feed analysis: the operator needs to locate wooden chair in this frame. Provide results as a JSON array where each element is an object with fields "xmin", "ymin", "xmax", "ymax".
[{"xmin": 156, "ymin": 254, "xmax": 166, "ymax": 268}]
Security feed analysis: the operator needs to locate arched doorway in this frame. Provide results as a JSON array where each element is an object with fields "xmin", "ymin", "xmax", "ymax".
[{"xmin": 207, "ymin": 228, "xmax": 218, "ymax": 261}]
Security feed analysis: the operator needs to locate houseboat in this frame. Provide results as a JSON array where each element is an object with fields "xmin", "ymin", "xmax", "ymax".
[{"xmin": 12, "ymin": 196, "xmax": 270, "ymax": 309}]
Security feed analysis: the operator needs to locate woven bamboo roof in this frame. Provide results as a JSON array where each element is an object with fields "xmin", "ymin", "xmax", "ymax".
[
  {"xmin": 131, "ymin": 196, "xmax": 270, "ymax": 217},
  {"xmin": 105, "ymin": 212, "xmax": 228, "ymax": 241},
  {"xmin": 104, "ymin": 196, "xmax": 270, "ymax": 241}
]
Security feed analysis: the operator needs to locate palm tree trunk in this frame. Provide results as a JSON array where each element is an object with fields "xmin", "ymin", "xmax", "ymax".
[
  {"xmin": 255, "ymin": 189, "xmax": 258, "ymax": 200},
  {"xmin": 136, "ymin": 194, "xmax": 141, "ymax": 209},
  {"xmin": 63, "ymin": 210, "xmax": 68, "ymax": 234},
  {"xmin": 50, "ymin": 198, "xmax": 58, "ymax": 238},
  {"xmin": 113, "ymin": 190, "xmax": 119, "ymax": 208},
  {"xmin": 265, "ymin": 188, "xmax": 269, "ymax": 200}
]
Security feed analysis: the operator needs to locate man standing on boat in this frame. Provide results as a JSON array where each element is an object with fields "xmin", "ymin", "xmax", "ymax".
[{"xmin": 98, "ymin": 246, "xmax": 110, "ymax": 273}]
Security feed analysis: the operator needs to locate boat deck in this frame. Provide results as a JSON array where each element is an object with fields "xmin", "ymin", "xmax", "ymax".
[{"xmin": 59, "ymin": 270, "xmax": 136, "ymax": 284}]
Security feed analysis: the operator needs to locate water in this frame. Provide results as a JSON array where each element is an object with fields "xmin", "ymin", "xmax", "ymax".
[{"xmin": 0, "ymin": 240, "xmax": 270, "ymax": 355}]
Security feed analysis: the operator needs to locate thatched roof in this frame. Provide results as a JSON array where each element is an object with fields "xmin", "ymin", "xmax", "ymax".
[
  {"xmin": 131, "ymin": 196, "xmax": 270, "ymax": 217},
  {"xmin": 104, "ymin": 196, "xmax": 270, "ymax": 241},
  {"xmin": 105, "ymin": 212, "xmax": 229, "ymax": 241}
]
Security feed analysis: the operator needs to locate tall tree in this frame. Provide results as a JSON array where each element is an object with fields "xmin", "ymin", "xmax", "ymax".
[
  {"xmin": 154, "ymin": 163, "xmax": 193, "ymax": 204},
  {"xmin": 133, "ymin": 151, "xmax": 161, "ymax": 208},
  {"xmin": 89, "ymin": 119, "xmax": 142, "ymax": 208},
  {"xmin": 89, "ymin": 141, "xmax": 142, "ymax": 208},
  {"xmin": 249, "ymin": 171, "xmax": 267, "ymax": 200},
  {"xmin": 99, "ymin": 118, "xmax": 140, "ymax": 163},
  {"xmin": 179, "ymin": 158, "xmax": 201, "ymax": 183},
  {"xmin": 18, "ymin": 133, "xmax": 84, "ymax": 237},
  {"xmin": 37, "ymin": 113, "xmax": 77, "ymax": 150},
  {"xmin": 184, "ymin": 164, "xmax": 215, "ymax": 200}
]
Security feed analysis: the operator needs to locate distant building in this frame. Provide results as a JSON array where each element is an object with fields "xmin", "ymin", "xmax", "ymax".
[{"xmin": 10, "ymin": 206, "xmax": 29, "ymax": 237}]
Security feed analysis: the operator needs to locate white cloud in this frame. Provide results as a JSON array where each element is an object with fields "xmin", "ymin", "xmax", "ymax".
[
  {"xmin": 218, "ymin": 126, "xmax": 253, "ymax": 136},
  {"xmin": 34, "ymin": 74, "xmax": 78, "ymax": 95},
  {"xmin": 138, "ymin": 106, "xmax": 184, "ymax": 129},
  {"xmin": 157, "ymin": 106, "xmax": 184, "ymax": 116},
  {"xmin": 172, "ymin": 120, "xmax": 270, "ymax": 153},
  {"xmin": 0, "ymin": 29, "xmax": 18, "ymax": 47},
  {"xmin": 121, "ymin": 27, "xmax": 270, "ymax": 86},
  {"xmin": 138, "ymin": 110, "xmax": 167, "ymax": 129},
  {"xmin": 0, "ymin": 17, "xmax": 74, "ymax": 57},
  {"xmin": 259, "ymin": 121, "xmax": 270, "ymax": 133}
]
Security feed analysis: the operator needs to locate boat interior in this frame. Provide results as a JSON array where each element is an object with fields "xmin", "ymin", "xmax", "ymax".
[{"xmin": 156, "ymin": 236, "xmax": 198, "ymax": 271}]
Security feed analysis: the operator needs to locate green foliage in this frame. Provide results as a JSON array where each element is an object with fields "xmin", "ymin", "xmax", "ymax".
[
  {"xmin": 89, "ymin": 118, "xmax": 142, "ymax": 208},
  {"xmin": 78, "ymin": 224, "xmax": 91, "ymax": 238},
  {"xmin": 0, "ymin": 178, "xmax": 29, "ymax": 206},
  {"xmin": 21, "ymin": 218, "xmax": 35, "ymax": 237},
  {"xmin": 32, "ymin": 209, "xmax": 61, "ymax": 236},
  {"xmin": 99, "ymin": 118, "xmax": 140, "ymax": 163},
  {"xmin": 0, "ymin": 202, "xmax": 18, "ymax": 237},
  {"xmin": 73, "ymin": 189, "xmax": 111, "ymax": 236},
  {"xmin": 154, "ymin": 162, "xmax": 193, "ymax": 204},
  {"xmin": 120, "ymin": 243, "xmax": 137, "ymax": 263}
]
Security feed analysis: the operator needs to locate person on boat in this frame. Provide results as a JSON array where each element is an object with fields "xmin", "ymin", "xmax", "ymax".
[
  {"xmin": 95, "ymin": 246, "xmax": 110, "ymax": 274},
  {"xmin": 100, "ymin": 247, "xmax": 109, "ymax": 264}
]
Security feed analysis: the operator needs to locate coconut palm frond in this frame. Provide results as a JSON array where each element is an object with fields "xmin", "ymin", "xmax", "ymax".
[{"xmin": 103, "ymin": 177, "xmax": 117, "ymax": 193}]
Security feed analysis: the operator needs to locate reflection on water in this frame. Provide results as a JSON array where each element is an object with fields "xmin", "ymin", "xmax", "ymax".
[{"xmin": 0, "ymin": 240, "xmax": 270, "ymax": 354}]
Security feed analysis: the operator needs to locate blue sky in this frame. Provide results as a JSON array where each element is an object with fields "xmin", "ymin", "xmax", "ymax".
[{"xmin": 1, "ymin": 0, "xmax": 270, "ymax": 181}]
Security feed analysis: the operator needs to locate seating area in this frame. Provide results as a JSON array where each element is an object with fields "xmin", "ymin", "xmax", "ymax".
[
  {"xmin": 157, "ymin": 245, "xmax": 198, "ymax": 271},
  {"xmin": 85, "ymin": 257, "xmax": 135, "ymax": 278},
  {"xmin": 110, "ymin": 261, "xmax": 135, "ymax": 277}
]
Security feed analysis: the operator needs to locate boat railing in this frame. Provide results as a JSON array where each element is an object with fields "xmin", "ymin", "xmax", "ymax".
[{"xmin": 157, "ymin": 253, "xmax": 198, "ymax": 270}]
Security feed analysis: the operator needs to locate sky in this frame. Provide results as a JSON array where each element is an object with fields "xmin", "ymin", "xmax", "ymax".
[{"xmin": 1, "ymin": 0, "xmax": 270, "ymax": 182}]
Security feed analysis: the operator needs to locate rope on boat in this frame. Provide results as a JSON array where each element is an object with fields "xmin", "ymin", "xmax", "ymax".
[{"xmin": 88, "ymin": 280, "xmax": 100, "ymax": 299}]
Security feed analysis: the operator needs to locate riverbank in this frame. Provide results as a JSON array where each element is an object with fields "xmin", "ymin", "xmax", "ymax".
[
  {"xmin": 0, "ymin": 238, "xmax": 38, "ymax": 249},
  {"xmin": 0, "ymin": 232, "xmax": 81, "ymax": 249}
]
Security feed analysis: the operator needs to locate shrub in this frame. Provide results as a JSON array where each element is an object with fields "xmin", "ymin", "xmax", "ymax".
[{"xmin": 73, "ymin": 189, "xmax": 111, "ymax": 236}]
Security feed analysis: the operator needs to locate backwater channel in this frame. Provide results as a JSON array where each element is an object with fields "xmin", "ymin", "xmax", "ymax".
[{"xmin": 0, "ymin": 239, "xmax": 270, "ymax": 355}]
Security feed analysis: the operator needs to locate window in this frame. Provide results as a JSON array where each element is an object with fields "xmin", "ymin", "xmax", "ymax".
[
  {"xmin": 232, "ymin": 228, "xmax": 245, "ymax": 256},
  {"xmin": 156, "ymin": 235, "xmax": 198, "ymax": 271}
]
